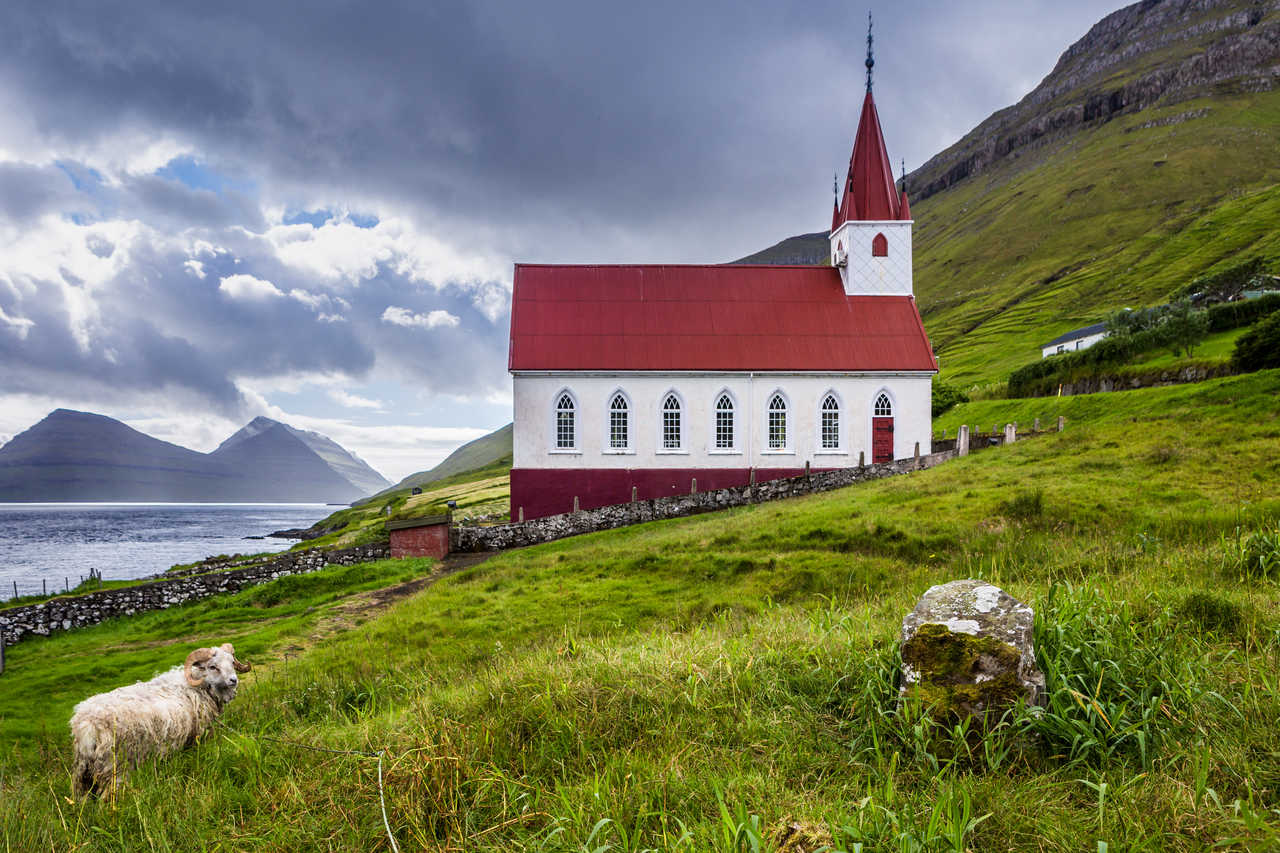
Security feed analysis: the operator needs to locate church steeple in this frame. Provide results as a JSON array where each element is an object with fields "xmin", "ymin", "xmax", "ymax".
[
  {"xmin": 828, "ymin": 21, "xmax": 914, "ymax": 298},
  {"xmin": 832, "ymin": 90, "xmax": 904, "ymax": 225}
]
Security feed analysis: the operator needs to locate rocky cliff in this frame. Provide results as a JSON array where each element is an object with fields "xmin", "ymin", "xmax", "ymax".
[{"xmin": 908, "ymin": 0, "xmax": 1280, "ymax": 202}]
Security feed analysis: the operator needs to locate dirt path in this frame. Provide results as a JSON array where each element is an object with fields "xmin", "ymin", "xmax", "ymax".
[{"xmin": 283, "ymin": 551, "xmax": 496, "ymax": 656}]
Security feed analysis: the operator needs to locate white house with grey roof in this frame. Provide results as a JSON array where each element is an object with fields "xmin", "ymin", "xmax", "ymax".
[{"xmin": 1041, "ymin": 322, "xmax": 1108, "ymax": 358}]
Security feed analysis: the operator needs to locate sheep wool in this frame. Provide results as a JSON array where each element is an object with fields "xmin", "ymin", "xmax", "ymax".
[{"xmin": 69, "ymin": 643, "xmax": 250, "ymax": 797}]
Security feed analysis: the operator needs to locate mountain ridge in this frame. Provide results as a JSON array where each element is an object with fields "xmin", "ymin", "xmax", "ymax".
[
  {"xmin": 0, "ymin": 409, "xmax": 388, "ymax": 502},
  {"xmin": 362, "ymin": 423, "xmax": 512, "ymax": 504}
]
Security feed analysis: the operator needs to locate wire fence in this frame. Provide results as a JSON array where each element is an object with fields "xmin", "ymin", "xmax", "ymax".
[
  {"xmin": 2, "ymin": 568, "xmax": 106, "ymax": 604},
  {"xmin": 214, "ymin": 720, "xmax": 400, "ymax": 853}
]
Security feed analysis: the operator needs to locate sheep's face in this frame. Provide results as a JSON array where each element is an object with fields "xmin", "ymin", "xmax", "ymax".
[{"xmin": 190, "ymin": 645, "xmax": 243, "ymax": 704}]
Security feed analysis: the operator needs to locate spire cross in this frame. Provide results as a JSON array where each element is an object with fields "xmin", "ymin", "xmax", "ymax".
[
  {"xmin": 865, "ymin": 12, "xmax": 874, "ymax": 92},
  {"xmin": 900, "ymin": 158, "xmax": 906, "ymax": 190}
]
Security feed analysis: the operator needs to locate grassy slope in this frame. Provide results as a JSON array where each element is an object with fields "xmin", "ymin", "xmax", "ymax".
[
  {"xmin": 914, "ymin": 87, "xmax": 1280, "ymax": 388},
  {"xmin": 301, "ymin": 461, "xmax": 512, "ymax": 550},
  {"xmin": 363, "ymin": 423, "xmax": 513, "ymax": 504},
  {"xmin": 3, "ymin": 370, "xmax": 1278, "ymax": 850}
]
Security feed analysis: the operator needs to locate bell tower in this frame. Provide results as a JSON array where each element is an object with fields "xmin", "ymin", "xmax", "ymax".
[{"xmin": 829, "ymin": 14, "xmax": 913, "ymax": 297}]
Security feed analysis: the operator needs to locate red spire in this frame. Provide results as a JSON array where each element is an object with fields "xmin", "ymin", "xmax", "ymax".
[
  {"xmin": 899, "ymin": 188, "xmax": 911, "ymax": 220},
  {"xmin": 833, "ymin": 91, "xmax": 905, "ymax": 226}
]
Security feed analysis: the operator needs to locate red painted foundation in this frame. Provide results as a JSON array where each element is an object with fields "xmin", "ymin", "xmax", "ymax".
[{"xmin": 510, "ymin": 467, "xmax": 837, "ymax": 520}]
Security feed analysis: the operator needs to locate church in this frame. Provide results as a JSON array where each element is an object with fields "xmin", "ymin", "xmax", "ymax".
[{"xmin": 506, "ymin": 45, "xmax": 937, "ymax": 521}]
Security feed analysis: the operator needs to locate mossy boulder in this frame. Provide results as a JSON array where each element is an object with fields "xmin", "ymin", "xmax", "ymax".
[{"xmin": 900, "ymin": 579, "xmax": 1044, "ymax": 719}]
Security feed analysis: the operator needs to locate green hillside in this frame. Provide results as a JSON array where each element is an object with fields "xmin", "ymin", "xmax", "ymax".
[
  {"xmin": 363, "ymin": 423, "xmax": 512, "ymax": 504},
  {"xmin": 4, "ymin": 371, "xmax": 1278, "ymax": 849},
  {"xmin": 915, "ymin": 92, "xmax": 1280, "ymax": 387}
]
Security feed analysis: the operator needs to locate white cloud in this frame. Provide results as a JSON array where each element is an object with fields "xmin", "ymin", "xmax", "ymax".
[
  {"xmin": 183, "ymin": 259, "xmax": 206, "ymax": 278},
  {"xmin": 219, "ymin": 273, "xmax": 283, "ymax": 301},
  {"xmin": 327, "ymin": 388, "xmax": 383, "ymax": 410},
  {"xmin": 261, "ymin": 216, "xmax": 506, "ymax": 290},
  {"xmin": 0, "ymin": 304, "xmax": 35, "ymax": 338},
  {"xmin": 381, "ymin": 305, "xmax": 460, "ymax": 330}
]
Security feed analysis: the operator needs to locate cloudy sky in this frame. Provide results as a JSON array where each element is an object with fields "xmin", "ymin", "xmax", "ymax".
[{"xmin": 0, "ymin": 0, "xmax": 1127, "ymax": 482}]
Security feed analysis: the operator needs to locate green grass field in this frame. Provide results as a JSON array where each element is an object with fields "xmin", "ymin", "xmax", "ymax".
[{"xmin": 2, "ymin": 371, "xmax": 1278, "ymax": 850}]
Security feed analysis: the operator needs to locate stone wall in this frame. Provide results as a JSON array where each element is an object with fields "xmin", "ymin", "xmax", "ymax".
[
  {"xmin": 454, "ymin": 451, "xmax": 958, "ymax": 552},
  {"xmin": 1053, "ymin": 364, "xmax": 1233, "ymax": 397},
  {"xmin": 0, "ymin": 543, "xmax": 389, "ymax": 647}
]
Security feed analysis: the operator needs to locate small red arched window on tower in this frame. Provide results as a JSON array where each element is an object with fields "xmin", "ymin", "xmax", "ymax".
[{"xmin": 871, "ymin": 233, "xmax": 888, "ymax": 257}]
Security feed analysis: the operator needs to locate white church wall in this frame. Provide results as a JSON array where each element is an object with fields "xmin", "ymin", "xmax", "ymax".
[
  {"xmin": 513, "ymin": 372, "xmax": 933, "ymax": 470},
  {"xmin": 830, "ymin": 220, "xmax": 913, "ymax": 296}
]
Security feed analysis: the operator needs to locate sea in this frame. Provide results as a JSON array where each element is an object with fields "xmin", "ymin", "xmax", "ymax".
[{"xmin": 0, "ymin": 503, "xmax": 332, "ymax": 601}]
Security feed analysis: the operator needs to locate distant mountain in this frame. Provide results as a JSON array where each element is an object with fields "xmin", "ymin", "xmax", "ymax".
[
  {"xmin": 215, "ymin": 417, "xmax": 390, "ymax": 496},
  {"xmin": 0, "ymin": 410, "xmax": 389, "ymax": 502},
  {"xmin": 734, "ymin": 0, "xmax": 1280, "ymax": 386},
  {"xmin": 363, "ymin": 423, "xmax": 512, "ymax": 503},
  {"xmin": 733, "ymin": 232, "xmax": 829, "ymax": 265}
]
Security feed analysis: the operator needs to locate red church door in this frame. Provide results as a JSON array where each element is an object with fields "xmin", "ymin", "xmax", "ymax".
[
  {"xmin": 872, "ymin": 417, "xmax": 894, "ymax": 463},
  {"xmin": 871, "ymin": 392, "xmax": 895, "ymax": 463}
]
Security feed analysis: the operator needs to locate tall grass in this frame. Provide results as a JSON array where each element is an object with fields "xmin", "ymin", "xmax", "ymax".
[{"xmin": 2, "ymin": 373, "xmax": 1279, "ymax": 849}]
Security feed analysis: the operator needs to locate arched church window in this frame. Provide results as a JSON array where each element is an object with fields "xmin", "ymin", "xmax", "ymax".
[
  {"xmin": 715, "ymin": 393, "xmax": 735, "ymax": 449},
  {"xmin": 821, "ymin": 394, "xmax": 841, "ymax": 449},
  {"xmin": 609, "ymin": 393, "xmax": 630, "ymax": 450},
  {"xmin": 555, "ymin": 393, "xmax": 576, "ymax": 449},
  {"xmin": 872, "ymin": 233, "xmax": 888, "ymax": 257},
  {"xmin": 768, "ymin": 393, "xmax": 788, "ymax": 449},
  {"xmin": 662, "ymin": 394, "xmax": 682, "ymax": 449},
  {"xmin": 874, "ymin": 393, "xmax": 893, "ymax": 417}
]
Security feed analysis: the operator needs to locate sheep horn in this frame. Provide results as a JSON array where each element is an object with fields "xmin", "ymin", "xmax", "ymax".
[
  {"xmin": 184, "ymin": 647, "xmax": 214, "ymax": 686},
  {"xmin": 220, "ymin": 642, "xmax": 251, "ymax": 673}
]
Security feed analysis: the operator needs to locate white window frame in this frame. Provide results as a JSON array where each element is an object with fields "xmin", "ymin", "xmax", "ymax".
[
  {"xmin": 708, "ymin": 388, "xmax": 740, "ymax": 455},
  {"xmin": 603, "ymin": 389, "xmax": 634, "ymax": 454},
  {"xmin": 816, "ymin": 390, "xmax": 846, "ymax": 454},
  {"xmin": 549, "ymin": 388, "xmax": 580, "ymax": 454},
  {"xmin": 763, "ymin": 389, "xmax": 793, "ymax": 454},
  {"xmin": 656, "ymin": 389, "xmax": 687, "ymax": 454}
]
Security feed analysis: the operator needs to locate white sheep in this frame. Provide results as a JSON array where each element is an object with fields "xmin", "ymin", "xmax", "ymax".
[{"xmin": 69, "ymin": 643, "xmax": 251, "ymax": 797}]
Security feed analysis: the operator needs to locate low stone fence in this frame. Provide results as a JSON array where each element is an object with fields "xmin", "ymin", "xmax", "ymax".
[
  {"xmin": 454, "ymin": 450, "xmax": 958, "ymax": 552},
  {"xmin": 0, "ymin": 543, "xmax": 389, "ymax": 647}
]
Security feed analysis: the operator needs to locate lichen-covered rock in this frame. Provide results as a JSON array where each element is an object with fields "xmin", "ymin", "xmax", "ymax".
[{"xmin": 900, "ymin": 579, "xmax": 1045, "ymax": 719}]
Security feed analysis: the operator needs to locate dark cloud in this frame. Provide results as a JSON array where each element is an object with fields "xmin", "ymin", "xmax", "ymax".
[
  {"xmin": 0, "ymin": 162, "xmax": 80, "ymax": 222},
  {"xmin": 0, "ymin": 220, "xmax": 508, "ymax": 414},
  {"xmin": 0, "ymin": 0, "xmax": 1126, "ymax": 434},
  {"xmin": 0, "ymin": 1, "xmax": 1127, "ymax": 262}
]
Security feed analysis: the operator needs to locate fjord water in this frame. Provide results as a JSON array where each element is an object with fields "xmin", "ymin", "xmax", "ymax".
[{"xmin": 0, "ymin": 503, "xmax": 329, "ymax": 599}]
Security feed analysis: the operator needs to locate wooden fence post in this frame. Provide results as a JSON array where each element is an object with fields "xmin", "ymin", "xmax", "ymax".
[
  {"xmin": 573, "ymin": 496, "xmax": 579, "ymax": 513},
  {"xmin": 691, "ymin": 478, "xmax": 697, "ymax": 494},
  {"xmin": 1057, "ymin": 415, "xmax": 1066, "ymax": 432}
]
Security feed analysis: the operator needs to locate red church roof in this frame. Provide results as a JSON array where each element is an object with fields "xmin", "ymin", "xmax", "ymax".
[
  {"xmin": 834, "ymin": 91, "xmax": 909, "ymax": 225},
  {"xmin": 508, "ymin": 264, "xmax": 937, "ymax": 372}
]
